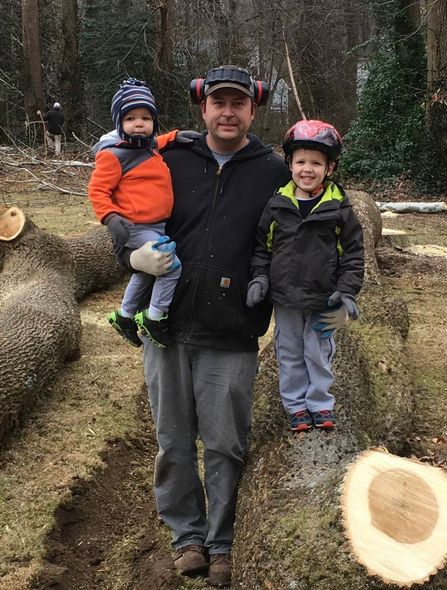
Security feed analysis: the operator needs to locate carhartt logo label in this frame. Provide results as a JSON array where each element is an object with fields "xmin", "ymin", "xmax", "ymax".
[{"xmin": 220, "ymin": 277, "xmax": 231, "ymax": 288}]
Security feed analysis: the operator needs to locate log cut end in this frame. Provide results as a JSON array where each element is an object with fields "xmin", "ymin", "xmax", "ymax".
[
  {"xmin": 341, "ymin": 449, "xmax": 447, "ymax": 587},
  {"xmin": 0, "ymin": 206, "xmax": 26, "ymax": 241}
]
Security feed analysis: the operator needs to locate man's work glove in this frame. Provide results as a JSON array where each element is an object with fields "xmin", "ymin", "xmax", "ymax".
[
  {"xmin": 246, "ymin": 275, "xmax": 269, "ymax": 308},
  {"xmin": 312, "ymin": 292, "xmax": 359, "ymax": 339},
  {"xmin": 129, "ymin": 237, "xmax": 174, "ymax": 276},
  {"xmin": 327, "ymin": 291, "xmax": 359, "ymax": 319},
  {"xmin": 104, "ymin": 213, "xmax": 132, "ymax": 245},
  {"xmin": 312, "ymin": 306, "xmax": 349, "ymax": 339},
  {"xmin": 176, "ymin": 130, "xmax": 201, "ymax": 144}
]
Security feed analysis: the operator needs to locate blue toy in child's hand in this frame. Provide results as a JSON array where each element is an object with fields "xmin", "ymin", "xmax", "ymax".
[{"xmin": 151, "ymin": 236, "xmax": 180, "ymax": 271}]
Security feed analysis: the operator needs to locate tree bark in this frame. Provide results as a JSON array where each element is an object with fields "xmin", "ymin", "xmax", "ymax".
[
  {"xmin": 21, "ymin": 0, "xmax": 45, "ymax": 119},
  {"xmin": 0, "ymin": 212, "xmax": 125, "ymax": 442},
  {"xmin": 426, "ymin": 0, "xmax": 447, "ymax": 171},
  {"xmin": 60, "ymin": 0, "xmax": 83, "ymax": 134}
]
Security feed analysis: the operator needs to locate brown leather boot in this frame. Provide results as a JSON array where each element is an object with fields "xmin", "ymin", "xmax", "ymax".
[
  {"xmin": 206, "ymin": 553, "xmax": 232, "ymax": 587},
  {"xmin": 174, "ymin": 544, "xmax": 208, "ymax": 576}
]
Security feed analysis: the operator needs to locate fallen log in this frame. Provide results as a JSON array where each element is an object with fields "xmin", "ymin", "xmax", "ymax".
[
  {"xmin": 0, "ymin": 206, "xmax": 125, "ymax": 441},
  {"xmin": 234, "ymin": 193, "xmax": 447, "ymax": 589},
  {"xmin": 376, "ymin": 201, "xmax": 447, "ymax": 213}
]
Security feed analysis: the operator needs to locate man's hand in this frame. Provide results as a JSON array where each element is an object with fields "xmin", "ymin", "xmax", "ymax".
[
  {"xmin": 246, "ymin": 275, "xmax": 269, "ymax": 307},
  {"xmin": 104, "ymin": 213, "xmax": 132, "ymax": 245},
  {"xmin": 327, "ymin": 291, "xmax": 359, "ymax": 319},
  {"xmin": 130, "ymin": 239, "xmax": 173, "ymax": 276}
]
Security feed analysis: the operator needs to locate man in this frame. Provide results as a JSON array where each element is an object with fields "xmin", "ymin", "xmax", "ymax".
[
  {"xmin": 37, "ymin": 102, "xmax": 64, "ymax": 156},
  {"xmin": 112, "ymin": 66, "xmax": 290, "ymax": 587}
]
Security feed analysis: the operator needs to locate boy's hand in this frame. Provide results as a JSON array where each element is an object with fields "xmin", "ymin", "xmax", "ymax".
[
  {"xmin": 104, "ymin": 213, "xmax": 131, "ymax": 245},
  {"xmin": 130, "ymin": 240, "xmax": 173, "ymax": 276},
  {"xmin": 327, "ymin": 291, "xmax": 359, "ymax": 319},
  {"xmin": 246, "ymin": 275, "xmax": 269, "ymax": 307}
]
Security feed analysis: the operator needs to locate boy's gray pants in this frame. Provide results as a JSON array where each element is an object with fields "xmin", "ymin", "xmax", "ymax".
[
  {"xmin": 143, "ymin": 341, "xmax": 257, "ymax": 553},
  {"xmin": 274, "ymin": 303, "xmax": 335, "ymax": 415},
  {"xmin": 121, "ymin": 222, "xmax": 181, "ymax": 316}
]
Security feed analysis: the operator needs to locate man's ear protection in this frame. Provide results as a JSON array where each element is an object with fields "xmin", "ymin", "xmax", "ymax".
[{"xmin": 190, "ymin": 66, "xmax": 269, "ymax": 106}]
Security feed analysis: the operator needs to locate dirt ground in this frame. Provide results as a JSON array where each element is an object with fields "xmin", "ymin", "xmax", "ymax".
[{"xmin": 0, "ymin": 148, "xmax": 446, "ymax": 589}]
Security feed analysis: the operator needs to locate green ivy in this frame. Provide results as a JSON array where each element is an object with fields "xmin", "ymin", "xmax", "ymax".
[{"xmin": 339, "ymin": 1, "xmax": 426, "ymax": 182}]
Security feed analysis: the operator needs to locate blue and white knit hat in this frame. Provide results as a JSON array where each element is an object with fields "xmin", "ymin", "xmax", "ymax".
[{"xmin": 111, "ymin": 78, "xmax": 158, "ymax": 147}]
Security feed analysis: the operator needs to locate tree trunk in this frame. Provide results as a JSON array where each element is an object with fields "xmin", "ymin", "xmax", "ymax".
[
  {"xmin": 21, "ymin": 0, "xmax": 45, "ymax": 119},
  {"xmin": 426, "ymin": 0, "xmax": 447, "ymax": 172},
  {"xmin": 0, "ymin": 209, "xmax": 125, "ymax": 442},
  {"xmin": 60, "ymin": 0, "xmax": 83, "ymax": 134}
]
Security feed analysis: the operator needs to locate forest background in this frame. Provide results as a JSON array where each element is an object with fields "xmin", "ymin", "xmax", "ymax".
[{"xmin": 0, "ymin": 0, "xmax": 446, "ymax": 194}]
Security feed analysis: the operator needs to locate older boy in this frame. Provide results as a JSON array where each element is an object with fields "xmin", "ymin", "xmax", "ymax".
[{"xmin": 247, "ymin": 119, "xmax": 364, "ymax": 432}]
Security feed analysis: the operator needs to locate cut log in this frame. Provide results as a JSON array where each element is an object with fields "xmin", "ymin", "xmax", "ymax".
[
  {"xmin": 233, "ymin": 191, "xmax": 447, "ymax": 589},
  {"xmin": 376, "ymin": 202, "xmax": 447, "ymax": 213},
  {"xmin": 342, "ymin": 449, "xmax": 447, "ymax": 587},
  {"xmin": 348, "ymin": 190, "xmax": 382, "ymax": 286},
  {"xmin": 0, "ymin": 206, "xmax": 125, "ymax": 442}
]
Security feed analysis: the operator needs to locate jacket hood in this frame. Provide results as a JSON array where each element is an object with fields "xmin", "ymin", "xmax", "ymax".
[{"xmin": 92, "ymin": 130, "xmax": 121, "ymax": 154}]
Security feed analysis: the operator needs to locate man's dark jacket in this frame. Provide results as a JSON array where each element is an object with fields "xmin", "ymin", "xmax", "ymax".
[
  {"xmin": 43, "ymin": 109, "xmax": 64, "ymax": 135},
  {"xmin": 116, "ymin": 132, "xmax": 290, "ymax": 351}
]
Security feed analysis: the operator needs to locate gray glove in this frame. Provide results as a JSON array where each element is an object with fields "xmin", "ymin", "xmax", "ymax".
[
  {"xmin": 104, "ymin": 213, "xmax": 131, "ymax": 245},
  {"xmin": 327, "ymin": 291, "xmax": 359, "ymax": 319},
  {"xmin": 176, "ymin": 130, "xmax": 201, "ymax": 143},
  {"xmin": 246, "ymin": 275, "xmax": 269, "ymax": 307},
  {"xmin": 129, "ymin": 241, "xmax": 173, "ymax": 276}
]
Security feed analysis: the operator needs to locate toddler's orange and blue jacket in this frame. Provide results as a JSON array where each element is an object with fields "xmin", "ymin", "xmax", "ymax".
[{"xmin": 88, "ymin": 130, "xmax": 177, "ymax": 224}]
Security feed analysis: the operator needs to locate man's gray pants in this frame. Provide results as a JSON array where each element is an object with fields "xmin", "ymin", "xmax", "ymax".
[
  {"xmin": 274, "ymin": 304, "xmax": 335, "ymax": 415},
  {"xmin": 143, "ymin": 341, "xmax": 258, "ymax": 554}
]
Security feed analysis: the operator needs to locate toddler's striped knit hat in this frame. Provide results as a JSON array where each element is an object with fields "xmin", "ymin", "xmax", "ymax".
[{"xmin": 111, "ymin": 78, "xmax": 158, "ymax": 147}]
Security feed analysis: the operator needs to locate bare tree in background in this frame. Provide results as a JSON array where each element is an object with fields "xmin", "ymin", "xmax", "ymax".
[
  {"xmin": 21, "ymin": 0, "xmax": 44, "ymax": 120},
  {"xmin": 426, "ymin": 0, "xmax": 447, "ymax": 163}
]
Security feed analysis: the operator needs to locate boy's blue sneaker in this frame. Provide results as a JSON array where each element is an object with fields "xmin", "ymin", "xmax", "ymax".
[
  {"xmin": 152, "ymin": 236, "xmax": 181, "ymax": 271},
  {"xmin": 107, "ymin": 310, "xmax": 142, "ymax": 347},
  {"xmin": 311, "ymin": 409, "xmax": 336, "ymax": 429},
  {"xmin": 290, "ymin": 410, "xmax": 313, "ymax": 432},
  {"xmin": 134, "ymin": 312, "xmax": 173, "ymax": 348}
]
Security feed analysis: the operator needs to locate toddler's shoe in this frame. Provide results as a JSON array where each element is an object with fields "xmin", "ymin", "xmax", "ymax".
[
  {"xmin": 311, "ymin": 409, "xmax": 336, "ymax": 429},
  {"xmin": 290, "ymin": 410, "xmax": 313, "ymax": 432},
  {"xmin": 134, "ymin": 311, "xmax": 173, "ymax": 348},
  {"xmin": 107, "ymin": 310, "xmax": 142, "ymax": 347}
]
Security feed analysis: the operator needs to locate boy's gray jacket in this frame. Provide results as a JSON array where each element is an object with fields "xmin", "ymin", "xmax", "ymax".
[{"xmin": 251, "ymin": 180, "xmax": 364, "ymax": 314}]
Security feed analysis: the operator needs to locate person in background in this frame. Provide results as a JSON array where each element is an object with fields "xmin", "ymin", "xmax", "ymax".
[
  {"xmin": 37, "ymin": 102, "xmax": 64, "ymax": 156},
  {"xmin": 247, "ymin": 119, "xmax": 364, "ymax": 432}
]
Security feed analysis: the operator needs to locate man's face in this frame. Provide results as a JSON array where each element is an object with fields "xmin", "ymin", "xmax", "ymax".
[{"xmin": 201, "ymin": 89, "xmax": 255, "ymax": 153}]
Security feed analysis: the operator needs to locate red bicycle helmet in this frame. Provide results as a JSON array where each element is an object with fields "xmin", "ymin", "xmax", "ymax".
[{"xmin": 283, "ymin": 120, "xmax": 343, "ymax": 161}]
